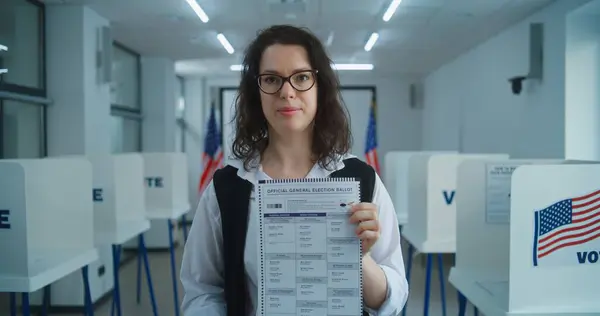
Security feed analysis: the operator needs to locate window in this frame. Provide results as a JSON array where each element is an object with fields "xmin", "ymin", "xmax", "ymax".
[
  {"xmin": 1, "ymin": 100, "xmax": 45, "ymax": 158},
  {"xmin": 111, "ymin": 43, "xmax": 140, "ymax": 110},
  {"xmin": 110, "ymin": 42, "xmax": 142, "ymax": 153},
  {"xmin": 110, "ymin": 115, "xmax": 141, "ymax": 153},
  {"xmin": 0, "ymin": 0, "xmax": 47, "ymax": 159},
  {"xmin": 0, "ymin": 0, "xmax": 45, "ymax": 92}
]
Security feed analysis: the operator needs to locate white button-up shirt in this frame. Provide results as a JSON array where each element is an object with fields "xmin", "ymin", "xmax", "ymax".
[{"xmin": 180, "ymin": 155, "xmax": 409, "ymax": 315}]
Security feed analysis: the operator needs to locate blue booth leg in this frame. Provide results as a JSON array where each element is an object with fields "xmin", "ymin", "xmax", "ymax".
[
  {"xmin": 111, "ymin": 245, "xmax": 123, "ymax": 316},
  {"xmin": 437, "ymin": 254, "xmax": 447, "ymax": 316},
  {"xmin": 458, "ymin": 292, "xmax": 467, "ymax": 316},
  {"xmin": 82, "ymin": 265, "xmax": 94, "ymax": 316},
  {"xmin": 22, "ymin": 293, "xmax": 30, "ymax": 316},
  {"xmin": 168, "ymin": 220, "xmax": 181, "ymax": 316},
  {"xmin": 40, "ymin": 286, "xmax": 50, "ymax": 316},
  {"xmin": 181, "ymin": 214, "xmax": 189, "ymax": 242},
  {"xmin": 139, "ymin": 234, "xmax": 159, "ymax": 316},
  {"xmin": 401, "ymin": 244, "xmax": 414, "ymax": 316},
  {"xmin": 474, "ymin": 306, "xmax": 479, "ymax": 316},
  {"xmin": 134, "ymin": 234, "xmax": 159, "ymax": 315},
  {"xmin": 423, "ymin": 254, "xmax": 433, "ymax": 316},
  {"xmin": 136, "ymin": 235, "xmax": 142, "ymax": 304}
]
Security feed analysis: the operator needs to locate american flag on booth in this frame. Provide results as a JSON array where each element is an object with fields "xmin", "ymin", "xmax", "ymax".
[
  {"xmin": 365, "ymin": 98, "xmax": 381, "ymax": 174},
  {"xmin": 532, "ymin": 189, "xmax": 600, "ymax": 266},
  {"xmin": 198, "ymin": 105, "xmax": 224, "ymax": 194}
]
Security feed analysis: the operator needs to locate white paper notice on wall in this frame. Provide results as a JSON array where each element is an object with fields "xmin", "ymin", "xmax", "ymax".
[{"xmin": 485, "ymin": 163, "xmax": 528, "ymax": 224}]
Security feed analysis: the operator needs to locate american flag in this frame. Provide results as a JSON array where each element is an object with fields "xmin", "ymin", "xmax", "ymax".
[
  {"xmin": 532, "ymin": 189, "xmax": 600, "ymax": 266},
  {"xmin": 198, "ymin": 105, "xmax": 223, "ymax": 194},
  {"xmin": 365, "ymin": 98, "xmax": 381, "ymax": 174}
]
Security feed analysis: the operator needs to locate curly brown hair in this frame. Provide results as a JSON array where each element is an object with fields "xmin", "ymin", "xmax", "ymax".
[{"xmin": 231, "ymin": 25, "xmax": 352, "ymax": 171}]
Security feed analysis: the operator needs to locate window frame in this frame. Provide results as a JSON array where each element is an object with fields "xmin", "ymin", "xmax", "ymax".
[
  {"xmin": 0, "ymin": 0, "xmax": 47, "ymax": 97},
  {"xmin": 110, "ymin": 41, "xmax": 143, "ymax": 153},
  {"xmin": 0, "ymin": 0, "xmax": 48, "ymax": 159}
]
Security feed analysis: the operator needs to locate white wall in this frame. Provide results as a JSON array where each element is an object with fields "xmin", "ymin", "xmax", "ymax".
[
  {"xmin": 422, "ymin": 0, "xmax": 592, "ymax": 159},
  {"xmin": 565, "ymin": 11, "xmax": 600, "ymax": 160},
  {"xmin": 44, "ymin": 3, "xmax": 113, "ymax": 306},
  {"xmin": 141, "ymin": 57, "xmax": 177, "ymax": 153},
  {"xmin": 2, "ymin": 101, "xmax": 42, "ymax": 158},
  {"xmin": 181, "ymin": 73, "xmax": 421, "ymax": 209}
]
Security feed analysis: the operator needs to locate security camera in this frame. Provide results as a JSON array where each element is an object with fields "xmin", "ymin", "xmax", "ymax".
[{"xmin": 508, "ymin": 76, "xmax": 527, "ymax": 95}]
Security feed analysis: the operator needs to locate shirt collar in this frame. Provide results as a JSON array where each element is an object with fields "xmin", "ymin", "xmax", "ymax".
[{"xmin": 226, "ymin": 153, "xmax": 355, "ymax": 183}]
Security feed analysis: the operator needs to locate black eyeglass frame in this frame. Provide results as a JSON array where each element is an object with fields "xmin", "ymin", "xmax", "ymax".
[{"xmin": 256, "ymin": 69, "xmax": 319, "ymax": 95}]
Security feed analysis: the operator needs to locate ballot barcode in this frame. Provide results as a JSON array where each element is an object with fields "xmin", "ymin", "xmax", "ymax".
[{"xmin": 267, "ymin": 203, "xmax": 283, "ymax": 209}]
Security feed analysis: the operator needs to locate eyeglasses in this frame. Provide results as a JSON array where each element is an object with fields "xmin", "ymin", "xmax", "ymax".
[{"xmin": 256, "ymin": 70, "xmax": 318, "ymax": 94}]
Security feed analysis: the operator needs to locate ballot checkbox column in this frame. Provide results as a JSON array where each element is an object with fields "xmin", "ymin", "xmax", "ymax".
[
  {"xmin": 263, "ymin": 211, "xmax": 297, "ymax": 313},
  {"xmin": 295, "ymin": 213, "xmax": 328, "ymax": 315}
]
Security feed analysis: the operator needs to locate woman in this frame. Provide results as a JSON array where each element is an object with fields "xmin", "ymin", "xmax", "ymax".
[{"xmin": 180, "ymin": 25, "xmax": 408, "ymax": 316}]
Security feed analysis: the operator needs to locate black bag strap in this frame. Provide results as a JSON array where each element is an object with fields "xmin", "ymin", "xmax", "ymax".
[
  {"xmin": 213, "ymin": 165, "xmax": 252, "ymax": 316},
  {"xmin": 330, "ymin": 157, "xmax": 376, "ymax": 203}
]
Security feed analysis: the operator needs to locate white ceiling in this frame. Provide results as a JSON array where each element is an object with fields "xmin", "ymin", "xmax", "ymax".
[{"xmin": 42, "ymin": 0, "xmax": 556, "ymax": 77}]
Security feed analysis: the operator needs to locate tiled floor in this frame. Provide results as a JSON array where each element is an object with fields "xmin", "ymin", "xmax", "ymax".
[{"xmin": 0, "ymin": 239, "xmax": 480, "ymax": 315}]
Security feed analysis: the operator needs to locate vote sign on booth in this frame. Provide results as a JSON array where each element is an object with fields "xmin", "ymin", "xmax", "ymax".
[
  {"xmin": 531, "ymin": 188, "xmax": 600, "ymax": 267},
  {"xmin": 0, "ymin": 209, "xmax": 10, "ymax": 229},
  {"xmin": 141, "ymin": 153, "xmax": 190, "ymax": 219}
]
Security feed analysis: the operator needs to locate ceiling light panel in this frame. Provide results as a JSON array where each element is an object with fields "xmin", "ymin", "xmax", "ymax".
[
  {"xmin": 383, "ymin": 0, "xmax": 402, "ymax": 22},
  {"xmin": 217, "ymin": 33, "xmax": 235, "ymax": 54},
  {"xmin": 186, "ymin": 0, "xmax": 209, "ymax": 23},
  {"xmin": 230, "ymin": 63, "xmax": 374, "ymax": 71},
  {"xmin": 364, "ymin": 33, "xmax": 379, "ymax": 52}
]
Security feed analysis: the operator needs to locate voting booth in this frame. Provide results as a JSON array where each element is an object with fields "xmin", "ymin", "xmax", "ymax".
[
  {"xmin": 0, "ymin": 158, "xmax": 97, "ymax": 314},
  {"xmin": 402, "ymin": 153, "xmax": 509, "ymax": 253},
  {"xmin": 450, "ymin": 160, "xmax": 600, "ymax": 315},
  {"xmin": 384, "ymin": 151, "xmax": 455, "ymax": 226},
  {"xmin": 137, "ymin": 152, "xmax": 190, "ymax": 316},
  {"xmin": 89, "ymin": 153, "xmax": 150, "ymax": 245},
  {"xmin": 142, "ymin": 152, "xmax": 190, "ymax": 220},
  {"xmin": 399, "ymin": 152, "xmax": 509, "ymax": 316},
  {"xmin": 88, "ymin": 153, "xmax": 157, "ymax": 314}
]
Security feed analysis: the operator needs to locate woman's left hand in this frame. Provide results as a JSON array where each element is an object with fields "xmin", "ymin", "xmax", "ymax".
[{"xmin": 349, "ymin": 202, "xmax": 380, "ymax": 255}]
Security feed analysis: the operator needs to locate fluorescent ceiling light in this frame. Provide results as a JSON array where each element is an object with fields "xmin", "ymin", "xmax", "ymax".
[
  {"xmin": 217, "ymin": 33, "xmax": 234, "ymax": 54},
  {"xmin": 229, "ymin": 63, "xmax": 374, "ymax": 71},
  {"xmin": 382, "ymin": 0, "xmax": 402, "ymax": 22},
  {"xmin": 331, "ymin": 63, "xmax": 374, "ymax": 70},
  {"xmin": 0, "ymin": 44, "xmax": 7, "ymax": 51},
  {"xmin": 0, "ymin": 69, "xmax": 7, "ymax": 74},
  {"xmin": 230, "ymin": 64, "xmax": 243, "ymax": 71},
  {"xmin": 185, "ymin": 0, "xmax": 209, "ymax": 23},
  {"xmin": 364, "ymin": 33, "xmax": 379, "ymax": 52}
]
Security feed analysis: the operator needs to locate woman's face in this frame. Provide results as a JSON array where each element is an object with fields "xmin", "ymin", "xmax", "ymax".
[{"xmin": 258, "ymin": 44, "xmax": 318, "ymax": 136}]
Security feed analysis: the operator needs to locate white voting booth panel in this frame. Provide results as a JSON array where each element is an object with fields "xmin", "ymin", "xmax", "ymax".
[
  {"xmin": 0, "ymin": 159, "xmax": 98, "ymax": 293},
  {"xmin": 450, "ymin": 160, "xmax": 600, "ymax": 315},
  {"xmin": 142, "ymin": 152, "xmax": 190, "ymax": 219},
  {"xmin": 136, "ymin": 152, "xmax": 190, "ymax": 249},
  {"xmin": 402, "ymin": 153, "xmax": 508, "ymax": 253},
  {"xmin": 88, "ymin": 153, "xmax": 150, "ymax": 245},
  {"xmin": 383, "ymin": 151, "xmax": 455, "ymax": 225}
]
